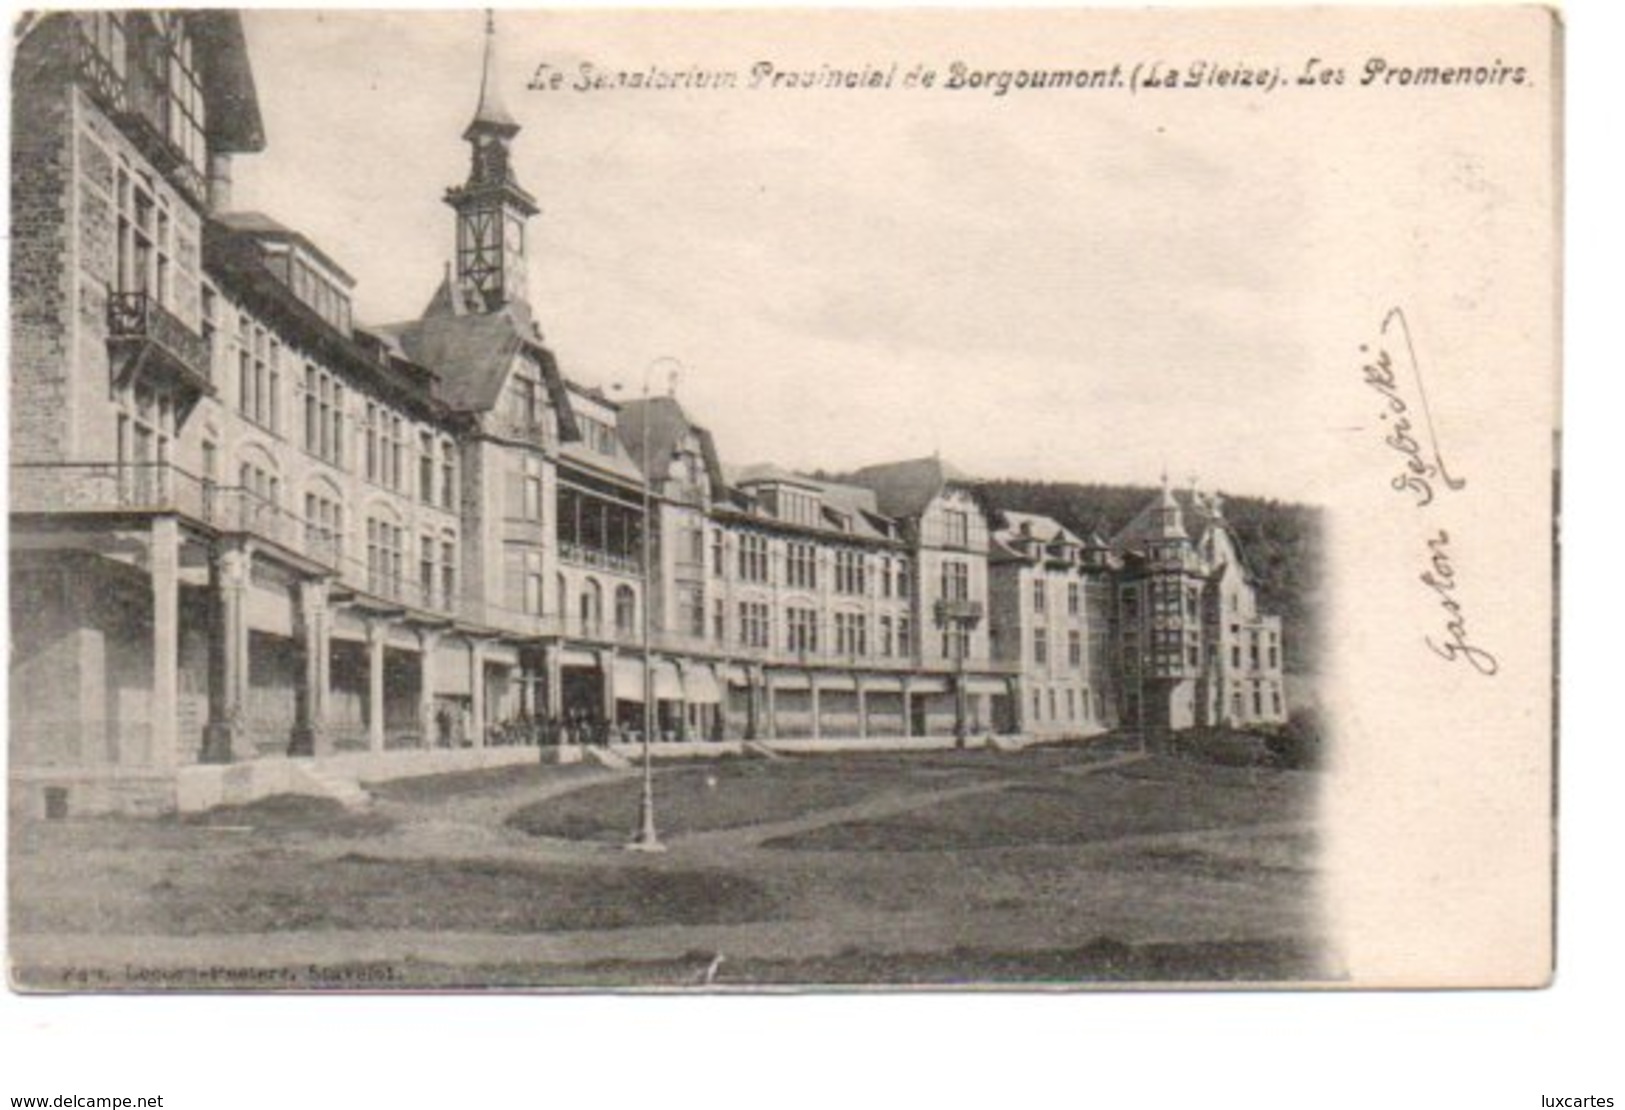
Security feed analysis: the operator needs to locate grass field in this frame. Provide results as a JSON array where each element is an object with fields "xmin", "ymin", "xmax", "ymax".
[{"xmin": 9, "ymin": 738, "xmax": 1332, "ymax": 988}]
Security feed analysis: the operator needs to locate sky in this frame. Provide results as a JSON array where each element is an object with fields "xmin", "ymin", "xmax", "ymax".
[{"xmin": 231, "ymin": 10, "xmax": 1325, "ymax": 501}]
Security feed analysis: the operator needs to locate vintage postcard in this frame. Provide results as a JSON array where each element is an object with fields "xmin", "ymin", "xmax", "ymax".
[{"xmin": 6, "ymin": 7, "xmax": 1558, "ymax": 990}]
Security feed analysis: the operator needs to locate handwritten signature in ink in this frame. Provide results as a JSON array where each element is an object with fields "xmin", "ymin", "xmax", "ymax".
[
  {"xmin": 1420, "ymin": 529, "xmax": 1499, "ymax": 676},
  {"xmin": 1359, "ymin": 306, "xmax": 1466, "ymax": 508}
]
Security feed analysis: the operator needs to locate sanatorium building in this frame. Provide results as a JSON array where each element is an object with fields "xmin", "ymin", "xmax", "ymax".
[{"xmin": 8, "ymin": 13, "xmax": 1288, "ymax": 815}]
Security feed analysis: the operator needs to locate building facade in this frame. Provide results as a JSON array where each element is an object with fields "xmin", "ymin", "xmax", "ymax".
[{"xmin": 8, "ymin": 13, "xmax": 1287, "ymax": 816}]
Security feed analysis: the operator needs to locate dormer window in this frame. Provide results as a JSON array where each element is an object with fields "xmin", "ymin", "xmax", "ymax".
[
  {"xmin": 762, "ymin": 485, "xmax": 820, "ymax": 527},
  {"xmin": 576, "ymin": 413, "xmax": 617, "ymax": 456},
  {"xmin": 261, "ymin": 242, "xmax": 354, "ymax": 334}
]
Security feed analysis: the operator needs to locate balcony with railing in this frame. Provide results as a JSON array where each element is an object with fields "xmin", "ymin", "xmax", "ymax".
[
  {"xmin": 558, "ymin": 541, "xmax": 642, "ymax": 577},
  {"xmin": 10, "ymin": 461, "xmax": 350, "ymax": 571},
  {"xmin": 107, "ymin": 292, "xmax": 212, "ymax": 399},
  {"xmin": 10, "ymin": 461, "xmax": 206, "ymax": 518}
]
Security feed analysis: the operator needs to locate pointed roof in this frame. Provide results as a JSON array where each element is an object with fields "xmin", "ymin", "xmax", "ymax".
[
  {"xmin": 372, "ymin": 300, "xmax": 575, "ymax": 431},
  {"xmin": 616, "ymin": 395, "xmax": 728, "ymax": 497},
  {"xmin": 995, "ymin": 510, "xmax": 1083, "ymax": 546},
  {"xmin": 847, "ymin": 456, "xmax": 975, "ymax": 520},
  {"xmin": 465, "ymin": 11, "xmax": 519, "ymax": 139}
]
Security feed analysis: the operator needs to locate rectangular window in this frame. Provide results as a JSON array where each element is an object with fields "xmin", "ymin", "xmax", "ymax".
[
  {"xmin": 898, "ymin": 617, "xmax": 912, "ymax": 658},
  {"xmin": 1067, "ymin": 582, "xmax": 1080, "ymax": 616},
  {"xmin": 267, "ymin": 339, "xmax": 281, "ymax": 434},
  {"xmin": 835, "ymin": 550, "xmax": 866, "ymax": 595},
  {"xmin": 712, "ymin": 599, "xmax": 726, "ymax": 642},
  {"xmin": 440, "ymin": 440, "xmax": 456, "ymax": 510},
  {"xmin": 943, "ymin": 508, "xmax": 969, "ymax": 547},
  {"xmin": 1032, "ymin": 578, "xmax": 1046, "ymax": 613},
  {"xmin": 711, "ymin": 531, "xmax": 726, "ymax": 576},
  {"xmin": 940, "ymin": 560, "xmax": 969, "ymax": 601},
  {"xmin": 879, "ymin": 616, "xmax": 894, "ymax": 657},
  {"xmin": 441, "ymin": 540, "xmax": 456, "ymax": 608},
  {"xmin": 786, "ymin": 541, "xmax": 817, "ymax": 590},
  {"xmin": 420, "ymin": 535, "xmax": 436, "ymax": 601},
  {"xmin": 419, "ymin": 431, "xmax": 435, "ymax": 503},
  {"xmin": 738, "ymin": 601, "xmax": 770, "ymax": 649},
  {"xmin": 521, "ymin": 456, "xmax": 544, "ymax": 522},
  {"xmin": 787, "ymin": 607, "xmax": 818, "ymax": 654},
  {"xmin": 835, "ymin": 613, "xmax": 867, "ymax": 656},
  {"xmin": 1034, "ymin": 631, "xmax": 1048, "ymax": 665},
  {"xmin": 738, "ymin": 534, "xmax": 769, "ymax": 583},
  {"xmin": 522, "ymin": 550, "xmax": 543, "ymax": 615},
  {"xmin": 1068, "ymin": 630, "xmax": 1082, "ymax": 667},
  {"xmin": 304, "ymin": 366, "xmax": 319, "ymax": 452}
]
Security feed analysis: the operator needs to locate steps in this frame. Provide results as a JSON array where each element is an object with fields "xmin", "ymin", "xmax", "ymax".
[
  {"xmin": 584, "ymin": 746, "xmax": 633, "ymax": 771},
  {"xmin": 289, "ymin": 761, "xmax": 373, "ymax": 810},
  {"xmin": 744, "ymin": 741, "xmax": 787, "ymax": 762}
]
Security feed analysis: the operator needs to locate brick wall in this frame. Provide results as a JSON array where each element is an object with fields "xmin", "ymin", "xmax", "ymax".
[{"xmin": 10, "ymin": 32, "xmax": 76, "ymax": 463}]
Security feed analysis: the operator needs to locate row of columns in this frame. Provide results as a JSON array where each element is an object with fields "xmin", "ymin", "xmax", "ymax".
[
  {"xmin": 200, "ymin": 539, "xmax": 496, "ymax": 764},
  {"xmin": 738, "ymin": 672, "xmax": 920, "ymax": 741},
  {"xmin": 172, "ymin": 530, "xmax": 1002, "ymax": 761}
]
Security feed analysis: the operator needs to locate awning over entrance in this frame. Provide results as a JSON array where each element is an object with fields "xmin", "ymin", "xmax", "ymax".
[
  {"xmin": 614, "ymin": 656, "xmax": 647, "ymax": 702},
  {"xmin": 768, "ymin": 671, "xmax": 810, "ymax": 691},
  {"xmin": 683, "ymin": 664, "xmax": 722, "ymax": 704},
  {"xmin": 815, "ymin": 674, "xmax": 857, "ymax": 692},
  {"xmin": 909, "ymin": 677, "xmax": 949, "ymax": 695},
  {"xmin": 725, "ymin": 664, "xmax": 752, "ymax": 686},
  {"xmin": 861, "ymin": 677, "xmax": 903, "ymax": 693},
  {"xmin": 560, "ymin": 648, "xmax": 597, "ymax": 668},
  {"xmin": 966, "ymin": 677, "xmax": 1009, "ymax": 696},
  {"xmin": 653, "ymin": 661, "xmax": 682, "ymax": 701}
]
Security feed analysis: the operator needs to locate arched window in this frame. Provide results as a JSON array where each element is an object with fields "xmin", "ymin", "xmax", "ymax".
[
  {"xmin": 580, "ymin": 578, "xmax": 603, "ymax": 632},
  {"xmin": 615, "ymin": 585, "xmax": 636, "ymax": 635},
  {"xmin": 302, "ymin": 478, "xmax": 344, "ymax": 564}
]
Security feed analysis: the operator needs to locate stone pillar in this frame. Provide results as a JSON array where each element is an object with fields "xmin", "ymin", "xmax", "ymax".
[
  {"xmin": 367, "ymin": 618, "xmax": 387, "ymax": 753},
  {"xmin": 543, "ymin": 642, "xmax": 564, "ymax": 722},
  {"xmin": 855, "ymin": 677, "xmax": 869, "ymax": 740},
  {"xmin": 901, "ymin": 676, "xmax": 915, "ymax": 737},
  {"xmin": 599, "ymin": 647, "xmax": 617, "ymax": 737},
  {"xmin": 468, "ymin": 637, "xmax": 487, "ymax": 748},
  {"xmin": 744, "ymin": 665, "xmax": 762, "ymax": 741},
  {"xmin": 418, "ymin": 628, "xmax": 440, "ymax": 747},
  {"xmin": 763, "ymin": 673, "xmax": 777, "ymax": 740},
  {"xmin": 202, "ymin": 544, "xmax": 251, "ymax": 763},
  {"xmin": 290, "ymin": 580, "xmax": 331, "ymax": 757},
  {"xmin": 673, "ymin": 659, "xmax": 689, "ymax": 742},
  {"xmin": 150, "ymin": 517, "xmax": 180, "ymax": 770},
  {"xmin": 809, "ymin": 673, "xmax": 822, "ymax": 740}
]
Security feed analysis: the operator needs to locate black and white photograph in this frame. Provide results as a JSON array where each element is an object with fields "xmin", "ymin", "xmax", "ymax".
[{"xmin": 7, "ymin": 4, "xmax": 1556, "ymax": 1003}]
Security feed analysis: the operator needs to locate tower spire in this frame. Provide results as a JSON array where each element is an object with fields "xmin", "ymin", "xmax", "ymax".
[
  {"xmin": 444, "ymin": 9, "xmax": 537, "ymax": 315},
  {"xmin": 466, "ymin": 9, "xmax": 519, "ymax": 140}
]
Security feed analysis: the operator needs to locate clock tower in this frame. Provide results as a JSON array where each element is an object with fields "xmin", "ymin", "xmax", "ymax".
[{"xmin": 444, "ymin": 13, "xmax": 538, "ymax": 313}]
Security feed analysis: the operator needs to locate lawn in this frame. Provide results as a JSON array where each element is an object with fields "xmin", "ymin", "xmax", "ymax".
[
  {"xmin": 504, "ymin": 751, "xmax": 1009, "ymax": 842},
  {"xmin": 763, "ymin": 757, "xmax": 1316, "ymax": 852},
  {"xmin": 10, "ymin": 741, "xmax": 1332, "ymax": 988}
]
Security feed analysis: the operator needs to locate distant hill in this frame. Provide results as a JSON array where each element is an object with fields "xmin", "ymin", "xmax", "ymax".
[{"xmin": 973, "ymin": 479, "xmax": 1325, "ymax": 674}]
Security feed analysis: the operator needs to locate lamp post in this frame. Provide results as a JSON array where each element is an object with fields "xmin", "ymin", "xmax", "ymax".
[
  {"xmin": 935, "ymin": 598, "xmax": 983, "ymax": 748},
  {"xmin": 618, "ymin": 356, "xmax": 682, "ymax": 854}
]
